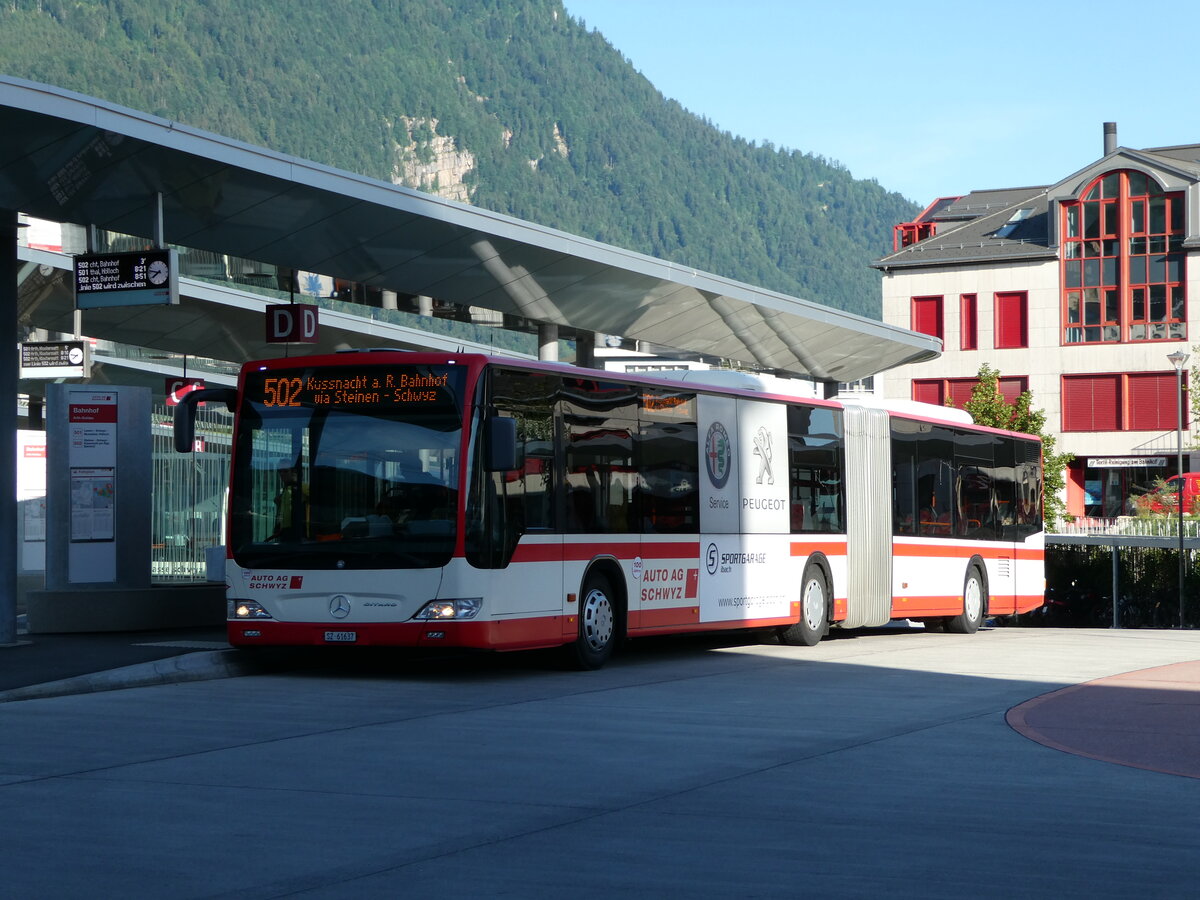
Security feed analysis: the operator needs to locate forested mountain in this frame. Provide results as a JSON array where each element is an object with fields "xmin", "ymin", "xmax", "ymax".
[{"xmin": 0, "ymin": 0, "xmax": 918, "ymax": 318}]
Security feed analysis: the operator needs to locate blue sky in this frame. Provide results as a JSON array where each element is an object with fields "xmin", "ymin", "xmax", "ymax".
[{"xmin": 561, "ymin": 0, "xmax": 1196, "ymax": 205}]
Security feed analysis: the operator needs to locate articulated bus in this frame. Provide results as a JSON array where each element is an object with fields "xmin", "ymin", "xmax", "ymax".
[{"xmin": 175, "ymin": 350, "xmax": 1045, "ymax": 668}]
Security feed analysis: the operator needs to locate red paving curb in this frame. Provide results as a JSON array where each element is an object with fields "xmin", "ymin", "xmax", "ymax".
[{"xmin": 1007, "ymin": 660, "xmax": 1200, "ymax": 779}]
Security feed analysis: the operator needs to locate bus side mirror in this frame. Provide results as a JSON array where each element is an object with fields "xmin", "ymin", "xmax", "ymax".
[
  {"xmin": 485, "ymin": 416, "xmax": 519, "ymax": 471},
  {"xmin": 173, "ymin": 388, "xmax": 237, "ymax": 452}
]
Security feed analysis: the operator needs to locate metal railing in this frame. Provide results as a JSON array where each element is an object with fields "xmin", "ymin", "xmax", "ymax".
[
  {"xmin": 150, "ymin": 404, "xmax": 232, "ymax": 582},
  {"xmin": 1051, "ymin": 515, "xmax": 1200, "ymax": 539}
]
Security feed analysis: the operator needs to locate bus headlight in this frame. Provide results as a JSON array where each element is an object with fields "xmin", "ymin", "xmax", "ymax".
[
  {"xmin": 413, "ymin": 598, "xmax": 482, "ymax": 620},
  {"xmin": 230, "ymin": 599, "xmax": 273, "ymax": 619}
]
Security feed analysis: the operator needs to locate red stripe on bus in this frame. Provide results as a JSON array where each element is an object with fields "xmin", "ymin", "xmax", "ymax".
[
  {"xmin": 892, "ymin": 542, "xmax": 1044, "ymax": 561},
  {"xmin": 892, "ymin": 597, "xmax": 963, "ymax": 615},
  {"xmin": 511, "ymin": 541, "xmax": 700, "ymax": 564},
  {"xmin": 632, "ymin": 607, "xmax": 701, "ymax": 630},
  {"xmin": 577, "ymin": 541, "xmax": 699, "ymax": 560},
  {"xmin": 790, "ymin": 539, "xmax": 847, "ymax": 557},
  {"xmin": 229, "ymin": 615, "xmax": 566, "ymax": 651},
  {"xmin": 631, "ymin": 613, "xmax": 800, "ymax": 637},
  {"xmin": 631, "ymin": 600, "xmax": 805, "ymax": 635},
  {"xmin": 893, "ymin": 593, "xmax": 1046, "ymax": 617},
  {"xmin": 1015, "ymin": 595, "xmax": 1044, "ymax": 613},
  {"xmin": 510, "ymin": 544, "xmax": 563, "ymax": 563}
]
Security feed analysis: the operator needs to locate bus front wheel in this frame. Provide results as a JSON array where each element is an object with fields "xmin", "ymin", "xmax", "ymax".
[
  {"xmin": 777, "ymin": 564, "xmax": 828, "ymax": 647},
  {"xmin": 566, "ymin": 572, "xmax": 617, "ymax": 670},
  {"xmin": 945, "ymin": 566, "xmax": 986, "ymax": 634}
]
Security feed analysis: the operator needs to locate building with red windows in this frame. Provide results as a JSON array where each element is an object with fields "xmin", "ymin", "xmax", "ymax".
[{"xmin": 874, "ymin": 123, "xmax": 1197, "ymax": 519}]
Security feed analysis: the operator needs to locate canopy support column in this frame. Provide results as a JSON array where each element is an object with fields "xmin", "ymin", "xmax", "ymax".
[
  {"xmin": 1, "ymin": 210, "xmax": 20, "ymax": 646},
  {"xmin": 539, "ymin": 324, "xmax": 558, "ymax": 362}
]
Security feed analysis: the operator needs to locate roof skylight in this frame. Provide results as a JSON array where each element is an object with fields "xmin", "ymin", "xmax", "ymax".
[{"xmin": 994, "ymin": 208, "xmax": 1033, "ymax": 238}]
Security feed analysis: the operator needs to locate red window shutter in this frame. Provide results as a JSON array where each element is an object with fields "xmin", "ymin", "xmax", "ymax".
[
  {"xmin": 998, "ymin": 377, "xmax": 1028, "ymax": 405},
  {"xmin": 911, "ymin": 296, "xmax": 943, "ymax": 339},
  {"xmin": 960, "ymin": 294, "xmax": 978, "ymax": 350},
  {"xmin": 995, "ymin": 292, "xmax": 1028, "ymax": 349},
  {"xmin": 1062, "ymin": 374, "xmax": 1121, "ymax": 431},
  {"xmin": 912, "ymin": 380, "xmax": 943, "ymax": 405},
  {"xmin": 947, "ymin": 379, "xmax": 976, "ymax": 408},
  {"xmin": 1128, "ymin": 372, "xmax": 1185, "ymax": 430}
]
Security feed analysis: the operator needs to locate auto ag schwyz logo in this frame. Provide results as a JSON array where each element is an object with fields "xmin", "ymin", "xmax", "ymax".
[{"xmin": 705, "ymin": 421, "xmax": 732, "ymax": 489}]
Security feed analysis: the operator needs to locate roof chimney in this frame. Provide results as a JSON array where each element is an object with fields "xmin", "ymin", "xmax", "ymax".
[{"xmin": 1103, "ymin": 122, "xmax": 1117, "ymax": 155}]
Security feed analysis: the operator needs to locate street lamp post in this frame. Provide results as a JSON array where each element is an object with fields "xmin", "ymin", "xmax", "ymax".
[{"xmin": 1169, "ymin": 350, "xmax": 1189, "ymax": 629}]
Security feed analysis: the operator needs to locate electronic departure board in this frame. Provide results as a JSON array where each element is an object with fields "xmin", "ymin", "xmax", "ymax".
[
  {"xmin": 74, "ymin": 249, "xmax": 179, "ymax": 308},
  {"xmin": 246, "ymin": 366, "xmax": 465, "ymax": 412}
]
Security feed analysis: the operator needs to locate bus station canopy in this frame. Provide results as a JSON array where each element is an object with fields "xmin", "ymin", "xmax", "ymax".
[{"xmin": 0, "ymin": 76, "xmax": 939, "ymax": 382}]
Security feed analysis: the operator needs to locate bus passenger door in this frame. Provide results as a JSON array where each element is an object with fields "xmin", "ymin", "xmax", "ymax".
[
  {"xmin": 503, "ymin": 448, "xmax": 565, "ymax": 617},
  {"xmin": 477, "ymin": 367, "xmax": 564, "ymax": 620}
]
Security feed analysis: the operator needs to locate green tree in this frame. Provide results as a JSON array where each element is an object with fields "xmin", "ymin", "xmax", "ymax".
[{"xmin": 957, "ymin": 364, "xmax": 1072, "ymax": 527}]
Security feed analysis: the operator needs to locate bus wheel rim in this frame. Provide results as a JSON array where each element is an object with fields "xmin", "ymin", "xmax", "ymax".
[
  {"xmin": 803, "ymin": 578, "xmax": 825, "ymax": 631},
  {"xmin": 965, "ymin": 576, "xmax": 983, "ymax": 621},
  {"xmin": 583, "ymin": 588, "xmax": 614, "ymax": 650}
]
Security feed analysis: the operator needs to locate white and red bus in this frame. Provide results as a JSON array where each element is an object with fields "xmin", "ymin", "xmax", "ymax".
[{"xmin": 175, "ymin": 350, "xmax": 1044, "ymax": 668}]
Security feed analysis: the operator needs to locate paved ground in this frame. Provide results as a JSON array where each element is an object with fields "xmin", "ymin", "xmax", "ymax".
[
  {"xmin": 1, "ymin": 625, "xmax": 1199, "ymax": 898},
  {"xmin": 0, "ymin": 624, "xmax": 233, "ymax": 696},
  {"xmin": 1009, "ymin": 659, "xmax": 1200, "ymax": 778}
]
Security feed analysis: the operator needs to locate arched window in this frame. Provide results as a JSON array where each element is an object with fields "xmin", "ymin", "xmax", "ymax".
[{"xmin": 1061, "ymin": 170, "xmax": 1186, "ymax": 344}]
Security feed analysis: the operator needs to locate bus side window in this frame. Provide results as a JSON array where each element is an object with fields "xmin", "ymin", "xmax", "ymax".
[
  {"xmin": 560, "ymin": 377, "xmax": 639, "ymax": 535},
  {"xmin": 564, "ymin": 420, "xmax": 636, "ymax": 534},
  {"xmin": 914, "ymin": 427, "xmax": 955, "ymax": 537},
  {"xmin": 891, "ymin": 428, "xmax": 918, "ymax": 536},
  {"xmin": 956, "ymin": 466, "xmax": 993, "ymax": 539},
  {"xmin": 788, "ymin": 405, "xmax": 845, "ymax": 535},
  {"xmin": 992, "ymin": 438, "xmax": 1017, "ymax": 539},
  {"xmin": 488, "ymin": 369, "xmax": 558, "ymax": 534},
  {"xmin": 638, "ymin": 421, "xmax": 698, "ymax": 534},
  {"xmin": 1015, "ymin": 443, "xmax": 1043, "ymax": 537}
]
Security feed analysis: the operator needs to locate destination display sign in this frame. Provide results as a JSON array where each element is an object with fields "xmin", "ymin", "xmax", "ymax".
[
  {"xmin": 246, "ymin": 366, "xmax": 465, "ymax": 412},
  {"xmin": 19, "ymin": 340, "xmax": 91, "ymax": 379},
  {"xmin": 640, "ymin": 391, "xmax": 694, "ymax": 419},
  {"xmin": 74, "ymin": 249, "xmax": 179, "ymax": 308}
]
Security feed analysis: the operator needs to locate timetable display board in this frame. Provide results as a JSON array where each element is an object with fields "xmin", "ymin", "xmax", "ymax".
[
  {"xmin": 19, "ymin": 340, "xmax": 90, "ymax": 379},
  {"xmin": 74, "ymin": 249, "xmax": 179, "ymax": 308}
]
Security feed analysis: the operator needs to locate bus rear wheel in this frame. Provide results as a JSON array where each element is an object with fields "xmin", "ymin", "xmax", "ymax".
[
  {"xmin": 945, "ymin": 565, "xmax": 986, "ymax": 634},
  {"xmin": 777, "ymin": 564, "xmax": 828, "ymax": 647},
  {"xmin": 566, "ymin": 572, "xmax": 617, "ymax": 670}
]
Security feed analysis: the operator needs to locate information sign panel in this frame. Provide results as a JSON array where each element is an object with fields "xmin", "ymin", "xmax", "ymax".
[
  {"xmin": 74, "ymin": 249, "xmax": 179, "ymax": 308},
  {"xmin": 265, "ymin": 303, "xmax": 319, "ymax": 343},
  {"xmin": 165, "ymin": 377, "xmax": 206, "ymax": 407},
  {"xmin": 69, "ymin": 467, "xmax": 115, "ymax": 542},
  {"xmin": 1090, "ymin": 456, "xmax": 1168, "ymax": 468},
  {"xmin": 19, "ymin": 340, "xmax": 91, "ymax": 379}
]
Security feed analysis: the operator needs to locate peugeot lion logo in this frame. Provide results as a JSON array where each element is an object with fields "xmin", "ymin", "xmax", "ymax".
[
  {"xmin": 329, "ymin": 595, "xmax": 351, "ymax": 618},
  {"xmin": 753, "ymin": 426, "xmax": 774, "ymax": 485}
]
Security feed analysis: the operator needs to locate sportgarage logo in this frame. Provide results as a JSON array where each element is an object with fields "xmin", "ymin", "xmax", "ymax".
[{"xmin": 705, "ymin": 421, "xmax": 732, "ymax": 488}]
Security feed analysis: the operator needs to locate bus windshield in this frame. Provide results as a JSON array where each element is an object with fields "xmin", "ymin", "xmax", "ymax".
[{"xmin": 229, "ymin": 363, "xmax": 466, "ymax": 569}]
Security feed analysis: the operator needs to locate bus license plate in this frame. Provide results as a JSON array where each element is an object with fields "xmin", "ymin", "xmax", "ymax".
[{"xmin": 324, "ymin": 631, "xmax": 357, "ymax": 643}]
